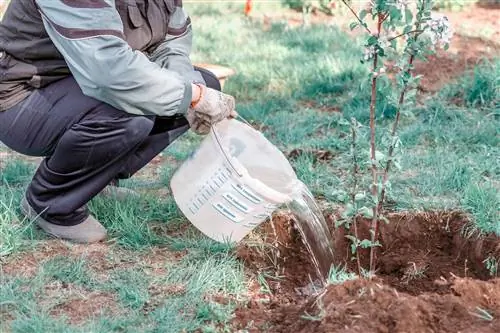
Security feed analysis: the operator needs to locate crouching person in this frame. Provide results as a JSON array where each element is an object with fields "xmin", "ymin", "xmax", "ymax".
[{"xmin": 0, "ymin": 0, "xmax": 236, "ymax": 243}]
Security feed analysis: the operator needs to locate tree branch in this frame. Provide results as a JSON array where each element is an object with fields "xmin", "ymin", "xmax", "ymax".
[
  {"xmin": 341, "ymin": 0, "xmax": 372, "ymax": 34},
  {"xmin": 377, "ymin": 57, "xmax": 415, "ymax": 212},
  {"xmin": 388, "ymin": 30, "xmax": 424, "ymax": 41}
]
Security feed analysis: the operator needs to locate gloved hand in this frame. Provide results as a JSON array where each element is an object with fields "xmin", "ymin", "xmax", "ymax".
[{"xmin": 187, "ymin": 85, "xmax": 237, "ymax": 135}]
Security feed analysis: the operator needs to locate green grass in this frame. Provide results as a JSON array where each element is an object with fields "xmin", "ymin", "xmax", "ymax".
[
  {"xmin": 461, "ymin": 182, "xmax": 500, "ymax": 235},
  {"xmin": 0, "ymin": 2, "xmax": 499, "ymax": 331},
  {"xmin": 439, "ymin": 58, "xmax": 499, "ymax": 109}
]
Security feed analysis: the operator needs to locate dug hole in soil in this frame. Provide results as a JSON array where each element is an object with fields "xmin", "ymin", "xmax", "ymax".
[{"xmin": 234, "ymin": 211, "xmax": 500, "ymax": 332}]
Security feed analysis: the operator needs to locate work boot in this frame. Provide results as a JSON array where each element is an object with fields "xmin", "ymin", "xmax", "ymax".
[
  {"xmin": 21, "ymin": 197, "xmax": 107, "ymax": 243},
  {"xmin": 99, "ymin": 179, "xmax": 139, "ymax": 201}
]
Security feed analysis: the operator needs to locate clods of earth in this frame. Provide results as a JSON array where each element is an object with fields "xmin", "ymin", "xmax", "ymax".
[{"xmin": 234, "ymin": 211, "xmax": 500, "ymax": 332}]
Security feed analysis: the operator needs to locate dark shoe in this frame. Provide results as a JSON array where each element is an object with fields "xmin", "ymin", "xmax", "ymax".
[{"xmin": 21, "ymin": 197, "xmax": 107, "ymax": 243}]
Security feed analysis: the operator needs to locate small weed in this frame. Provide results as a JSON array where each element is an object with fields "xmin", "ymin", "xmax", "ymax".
[
  {"xmin": 0, "ymin": 186, "xmax": 32, "ymax": 257},
  {"xmin": 41, "ymin": 255, "xmax": 93, "ymax": 287},
  {"xmin": 470, "ymin": 307, "xmax": 494, "ymax": 322},
  {"xmin": 105, "ymin": 268, "xmax": 151, "ymax": 310},
  {"xmin": 483, "ymin": 256, "xmax": 499, "ymax": 277},
  {"xmin": 402, "ymin": 262, "xmax": 429, "ymax": 284},
  {"xmin": 327, "ymin": 265, "xmax": 358, "ymax": 285},
  {"xmin": 256, "ymin": 270, "xmax": 279, "ymax": 295}
]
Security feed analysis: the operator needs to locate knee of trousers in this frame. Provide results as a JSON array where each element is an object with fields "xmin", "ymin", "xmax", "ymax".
[
  {"xmin": 57, "ymin": 115, "xmax": 154, "ymax": 156},
  {"xmin": 124, "ymin": 116, "xmax": 154, "ymax": 141}
]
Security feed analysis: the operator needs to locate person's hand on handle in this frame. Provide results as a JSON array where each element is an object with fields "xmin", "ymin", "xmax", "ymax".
[{"xmin": 186, "ymin": 83, "xmax": 238, "ymax": 135}]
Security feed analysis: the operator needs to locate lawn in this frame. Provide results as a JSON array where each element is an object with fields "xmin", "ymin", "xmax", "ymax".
[{"xmin": 1, "ymin": 1, "xmax": 499, "ymax": 332}]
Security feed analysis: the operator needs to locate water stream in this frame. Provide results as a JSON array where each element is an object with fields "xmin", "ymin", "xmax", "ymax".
[
  {"xmin": 244, "ymin": 164, "xmax": 336, "ymax": 285},
  {"xmin": 286, "ymin": 181, "xmax": 335, "ymax": 286}
]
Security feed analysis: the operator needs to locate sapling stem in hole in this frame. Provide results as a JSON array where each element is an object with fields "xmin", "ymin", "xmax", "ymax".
[
  {"xmin": 368, "ymin": 12, "xmax": 384, "ymax": 275},
  {"xmin": 350, "ymin": 118, "xmax": 362, "ymax": 275}
]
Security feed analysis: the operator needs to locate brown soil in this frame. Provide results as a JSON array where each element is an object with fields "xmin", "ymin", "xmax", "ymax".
[
  {"xmin": 412, "ymin": 36, "xmax": 498, "ymax": 94},
  {"xmin": 49, "ymin": 290, "xmax": 119, "ymax": 325},
  {"xmin": 250, "ymin": 277, "xmax": 500, "ymax": 333},
  {"xmin": 233, "ymin": 211, "xmax": 500, "ymax": 332},
  {"xmin": 237, "ymin": 214, "xmax": 319, "ymax": 296}
]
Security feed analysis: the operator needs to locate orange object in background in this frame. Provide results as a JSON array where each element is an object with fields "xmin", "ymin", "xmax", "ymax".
[{"xmin": 244, "ymin": 0, "xmax": 252, "ymax": 16}]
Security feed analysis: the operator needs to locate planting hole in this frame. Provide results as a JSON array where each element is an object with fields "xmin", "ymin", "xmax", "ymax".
[{"xmin": 234, "ymin": 211, "xmax": 500, "ymax": 332}]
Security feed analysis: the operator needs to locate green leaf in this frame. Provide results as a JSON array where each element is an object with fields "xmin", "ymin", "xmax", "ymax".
[
  {"xmin": 367, "ymin": 35, "xmax": 378, "ymax": 46},
  {"xmin": 359, "ymin": 9, "xmax": 368, "ymax": 21},
  {"xmin": 345, "ymin": 235, "xmax": 359, "ymax": 254},
  {"xmin": 358, "ymin": 206, "xmax": 373, "ymax": 218},
  {"xmin": 342, "ymin": 203, "xmax": 356, "ymax": 218},
  {"xmin": 389, "ymin": 7, "xmax": 401, "ymax": 21},
  {"xmin": 354, "ymin": 192, "xmax": 366, "ymax": 201},
  {"xmin": 350, "ymin": 22, "xmax": 359, "ymax": 31},
  {"xmin": 375, "ymin": 150, "xmax": 385, "ymax": 161},
  {"xmin": 345, "ymin": 235, "xmax": 357, "ymax": 243},
  {"xmin": 403, "ymin": 25, "xmax": 412, "ymax": 35},
  {"xmin": 405, "ymin": 8, "xmax": 413, "ymax": 24},
  {"xmin": 360, "ymin": 239, "xmax": 375, "ymax": 249}
]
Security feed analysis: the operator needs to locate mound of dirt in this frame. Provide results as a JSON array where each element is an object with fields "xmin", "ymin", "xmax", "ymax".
[
  {"xmin": 233, "ymin": 211, "xmax": 500, "ymax": 332},
  {"xmin": 245, "ymin": 277, "xmax": 500, "ymax": 333}
]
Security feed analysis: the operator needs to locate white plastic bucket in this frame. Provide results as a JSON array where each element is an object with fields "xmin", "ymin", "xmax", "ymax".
[{"xmin": 170, "ymin": 118, "xmax": 300, "ymax": 243}]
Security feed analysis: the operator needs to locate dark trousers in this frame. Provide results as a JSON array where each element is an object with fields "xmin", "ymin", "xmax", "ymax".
[{"xmin": 0, "ymin": 68, "xmax": 221, "ymax": 226}]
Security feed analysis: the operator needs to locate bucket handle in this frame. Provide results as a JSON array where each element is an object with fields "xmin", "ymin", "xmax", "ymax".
[
  {"xmin": 211, "ymin": 114, "xmax": 266, "ymax": 177},
  {"xmin": 234, "ymin": 114, "xmax": 254, "ymax": 128},
  {"xmin": 210, "ymin": 123, "xmax": 243, "ymax": 177},
  {"xmin": 209, "ymin": 114, "xmax": 256, "ymax": 178}
]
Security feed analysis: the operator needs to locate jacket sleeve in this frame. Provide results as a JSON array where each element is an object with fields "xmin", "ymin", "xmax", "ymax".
[
  {"xmin": 148, "ymin": 1, "xmax": 205, "ymax": 85},
  {"xmin": 34, "ymin": 0, "xmax": 192, "ymax": 117}
]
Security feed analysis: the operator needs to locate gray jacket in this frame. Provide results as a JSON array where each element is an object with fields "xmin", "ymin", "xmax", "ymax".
[{"xmin": 0, "ymin": 0, "xmax": 204, "ymax": 116}]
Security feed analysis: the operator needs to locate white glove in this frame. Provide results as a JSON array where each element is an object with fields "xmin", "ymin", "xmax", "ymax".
[{"xmin": 187, "ymin": 85, "xmax": 237, "ymax": 135}]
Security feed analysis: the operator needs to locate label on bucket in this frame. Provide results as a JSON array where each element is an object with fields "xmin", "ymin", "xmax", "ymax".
[
  {"xmin": 232, "ymin": 183, "xmax": 263, "ymax": 204},
  {"xmin": 212, "ymin": 202, "xmax": 243, "ymax": 223},
  {"xmin": 222, "ymin": 193, "xmax": 250, "ymax": 213}
]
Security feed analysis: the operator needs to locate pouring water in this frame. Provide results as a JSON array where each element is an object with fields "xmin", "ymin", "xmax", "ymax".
[
  {"xmin": 286, "ymin": 181, "xmax": 335, "ymax": 285},
  {"xmin": 171, "ymin": 118, "xmax": 336, "ymax": 284}
]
